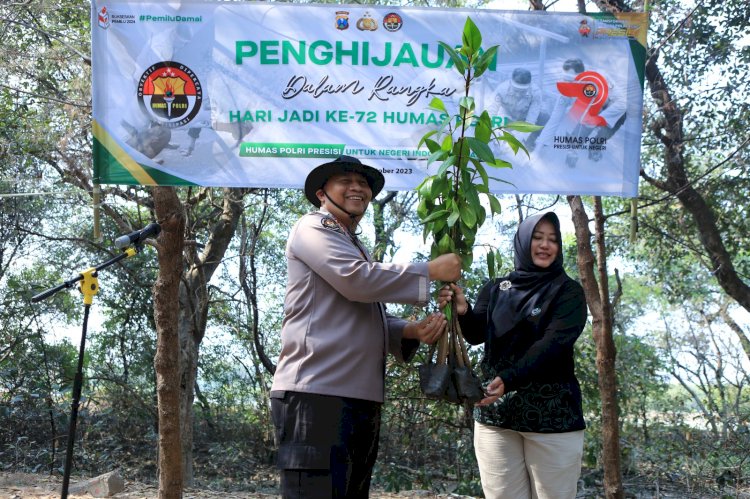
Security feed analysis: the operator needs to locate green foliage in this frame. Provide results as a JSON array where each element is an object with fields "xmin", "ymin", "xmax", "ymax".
[{"xmin": 415, "ymin": 18, "xmax": 541, "ymax": 280}]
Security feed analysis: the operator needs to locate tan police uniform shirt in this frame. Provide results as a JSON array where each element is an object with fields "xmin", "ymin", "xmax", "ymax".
[{"xmin": 271, "ymin": 210, "xmax": 430, "ymax": 403}]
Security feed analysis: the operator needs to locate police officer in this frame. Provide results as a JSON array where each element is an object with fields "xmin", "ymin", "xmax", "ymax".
[{"xmin": 271, "ymin": 156, "xmax": 462, "ymax": 498}]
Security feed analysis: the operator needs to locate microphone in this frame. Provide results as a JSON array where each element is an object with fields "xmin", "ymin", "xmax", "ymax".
[{"xmin": 114, "ymin": 222, "xmax": 161, "ymax": 249}]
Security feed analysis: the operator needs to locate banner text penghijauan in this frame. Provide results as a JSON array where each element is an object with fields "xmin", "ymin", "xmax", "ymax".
[{"xmin": 235, "ymin": 40, "xmax": 497, "ymax": 69}]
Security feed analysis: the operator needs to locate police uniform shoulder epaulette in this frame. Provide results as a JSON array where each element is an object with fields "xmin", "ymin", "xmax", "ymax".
[{"xmin": 320, "ymin": 215, "xmax": 343, "ymax": 233}]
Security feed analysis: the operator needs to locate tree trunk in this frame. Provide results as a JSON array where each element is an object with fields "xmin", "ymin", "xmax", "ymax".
[
  {"xmin": 177, "ymin": 262, "xmax": 206, "ymax": 487},
  {"xmin": 371, "ymin": 191, "xmax": 397, "ymax": 263},
  {"xmin": 568, "ymin": 195, "xmax": 623, "ymax": 499},
  {"xmin": 152, "ymin": 186, "xmax": 185, "ymax": 499},
  {"xmin": 178, "ymin": 187, "xmax": 246, "ymax": 486},
  {"xmin": 238, "ymin": 190, "xmax": 277, "ymax": 375},
  {"xmin": 718, "ymin": 306, "xmax": 750, "ymax": 360}
]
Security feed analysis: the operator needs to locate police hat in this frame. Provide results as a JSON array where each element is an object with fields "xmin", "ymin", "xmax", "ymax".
[{"xmin": 304, "ymin": 156, "xmax": 385, "ymax": 207}]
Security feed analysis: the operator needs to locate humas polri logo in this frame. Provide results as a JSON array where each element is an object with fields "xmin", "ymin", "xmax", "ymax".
[{"xmin": 137, "ymin": 61, "xmax": 202, "ymax": 128}]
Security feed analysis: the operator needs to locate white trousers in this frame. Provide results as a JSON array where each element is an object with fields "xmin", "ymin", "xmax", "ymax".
[{"xmin": 473, "ymin": 421, "xmax": 584, "ymax": 499}]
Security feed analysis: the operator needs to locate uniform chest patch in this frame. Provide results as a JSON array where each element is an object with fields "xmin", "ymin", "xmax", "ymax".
[{"xmin": 321, "ymin": 216, "xmax": 343, "ymax": 233}]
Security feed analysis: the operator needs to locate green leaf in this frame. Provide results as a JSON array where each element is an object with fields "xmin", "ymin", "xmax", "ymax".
[
  {"xmin": 504, "ymin": 120, "xmax": 544, "ymax": 133},
  {"xmin": 466, "ymin": 137, "xmax": 496, "ymax": 164},
  {"xmin": 422, "ymin": 224, "xmax": 431, "ymax": 243},
  {"xmin": 432, "ymin": 217, "xmax": 447, "ymax": 235},
  {"xmin": 436, "ymin": 155, "xmax": 455, "ymax": 176},
  {"xmin": 473, "ymin": 46, "xmax": 499, "ymax": 78},
  {"xmin": 500, "ymin": 130, "xmax": 522, "ymax": 155},
  {"xmin": 438, "ymin": 112, "xmax": 453, "ymax": 131},
  {"xmin": 460, "ymin": 167, "xmax": 473, "ymax": 189},
  {"xmin": 418, "ymin": 130, "xmax": 439, "ymax": 150},
  {"xmin": 461, "ymin": 252, "xmax": 473, "ymax": 271},
  {"xmin": 476, "ymin": 205, "xmax": 486, "ymax": 227},
  {"xmin": 427, "ymin": 149, "xmax": 447, "ymax": 167},
  {"xmin": 447, "ymin": 208, "xmax": 460, "ymax": 227},
  {"xmin": 459, "ymin": 221, "xmax": 475, "ymax": 241},
  {"xmin": 474, "ymin": 161, "xmax": 489, "ymax": 189},
  {"xmin": 430, "ymin": 244, "xmax": 440, "ymax": 259},
  {"xmin": 462, "ymin": 17, "xmax": 482, "ymax": 54},
  {"xmin": 437, "ymin": 233, "xmax": 453, "ymax": 254},
  {"xmin": 488, "ymin": 194, "xmax": 502, "ymax": 216},
  {"xmin": 423, "ymin": 137, "xmax": 441, "ymax": 153},
  {"xmin": 460, "ymin": 232, "xmax": 475, "ymax": 249},
  {"xmin": 444, "ymin": 304, "xmax": 452, "ymax": 321},
  {"xmin": 444, "ymin": 197, "xmax": 455, "ymax": 212},
  {"xmin": 459, "ymin": 96, "xmax": 475, "ymax": 113},
  {"xmin": 475, "ymin": 111, "xmax": 492, "ymax": 143},
  {"xmin": 421, "ymin": 209, "xmax": 449, "ymax": 224},
  {"xmin": 427, "ymin": 98, "xmax": 448, "ymax": 113},
  {"xmin": 478, "ymin": 110, "xmax": 493, "ymax": 127},
  {"xmin": 441, "ymin": 134, "xmax": 453, "ymax": 151},
  {"xmin": 453, "ymin": 138, "xmax": 469, "ymax": 166},
  {"xmin": 417, "ymin": 198, "xmax": 429, "ymax": 219},
  {"xmin": 489, "ymin": 158, "xmax": 512, "ymax": 168},
  {"xmin": 430, "ymin": 175, "xmax": 448, "ymax": 199},
  {"xmin": 460, "ymin": 205, "xmax": 477, "ymax": 228},
  {"xmin": 418, "ymin": 177, "xmax": 433, "ymax": 198},
  {"xmin": 463, "ymin": 180, "xmax": 482, "ymax": 210},
  {"xmin": 439, "ymin": 41, "xmax": 466, "ymax": 73}
]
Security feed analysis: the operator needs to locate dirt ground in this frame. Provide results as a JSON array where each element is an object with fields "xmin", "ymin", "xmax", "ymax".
[
  {"xmin": 4, "ymin": 470, "xmax": 747, "ymax": 498},
  {"xmin": 0, "ymin": 472, "xmax": 469, "ymax": 499}
]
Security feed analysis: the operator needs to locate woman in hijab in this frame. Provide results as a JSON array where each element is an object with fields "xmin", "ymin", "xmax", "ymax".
[{"xmin": 439, "ymin": 211, "xmax": 587, "ymax": 499}]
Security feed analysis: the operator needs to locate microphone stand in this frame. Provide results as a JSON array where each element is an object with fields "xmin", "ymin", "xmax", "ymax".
[{"xmin": 32, "ymin": 245, "xmax": 140, "ymax": 499}]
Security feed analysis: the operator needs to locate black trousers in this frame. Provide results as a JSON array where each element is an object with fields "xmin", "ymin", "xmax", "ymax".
[{"xmin": 271, "ymin": 391, "xmax": 382, "ymax": 498}]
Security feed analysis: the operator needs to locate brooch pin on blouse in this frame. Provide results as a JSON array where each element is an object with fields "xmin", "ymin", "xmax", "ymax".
[
  {"xmin": 531, "ymin": 307, "xmax": 542, "ymax": 317},
  {"xmin": 498, "ymin": 280, "xmax": 512, "ymax": 291}
]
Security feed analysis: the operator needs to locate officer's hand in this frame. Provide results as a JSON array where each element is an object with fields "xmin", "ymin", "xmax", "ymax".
[
  {"xmin": 427, "ymin": 253, "xmax": 462, "ymax": 282},
  {"xmin": 437, "ymin": 283, "xmax": 468, "ymax": 316},
  {"xmin": 404, "ymin": 312, "xmax": 446, "ymax": 344}
]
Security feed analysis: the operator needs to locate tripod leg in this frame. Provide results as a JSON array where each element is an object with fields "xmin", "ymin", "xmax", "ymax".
[{"xmin": 61, "ymin": 304, "xmax": 90, "ymax": 499}]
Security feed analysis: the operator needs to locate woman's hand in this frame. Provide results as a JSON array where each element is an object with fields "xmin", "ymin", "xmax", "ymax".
[
  {"xmin": 404, "ymin": 312, "xmax": 447, "ymax": 344},
  {"xmin": 475, "ymin": 376, "xmax": 505, "ymax": 407},
  {"xmin": 437, "ymin": 283, "xmax": 468, "ymax": 316}
]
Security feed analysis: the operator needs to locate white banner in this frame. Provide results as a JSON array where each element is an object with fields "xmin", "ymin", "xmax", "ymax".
[{"xmin": 91, "ymin": 1, "xmax": 648, "ymax": 197}]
